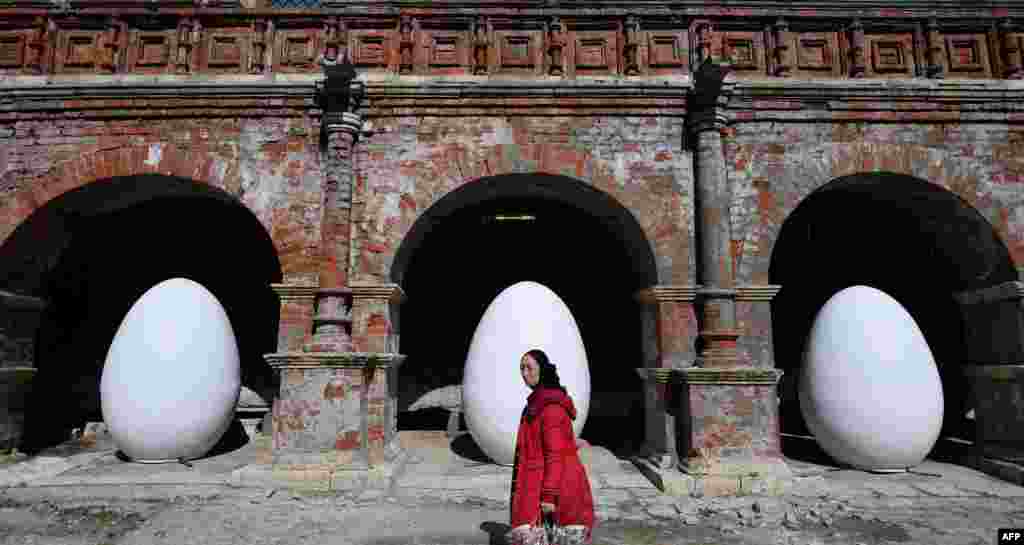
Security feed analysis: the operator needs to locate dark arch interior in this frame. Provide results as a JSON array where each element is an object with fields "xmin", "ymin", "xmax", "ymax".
[
  {"xmin": 394, "ymin": 175, "xmax": 658, "ymax": 458},
  {"xmin": 770, "ymin": 172, "xmax": 1017, "ymax": 462},
  {"xmin": 1, "ymin": 176, "xmax": 283, "ymax": 453}
]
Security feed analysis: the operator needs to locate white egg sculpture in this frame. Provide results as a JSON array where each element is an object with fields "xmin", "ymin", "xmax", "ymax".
[
  {"xmin": 800, "ymin": 285, "xmax": 944, "ymax": 472},
  {"xmin": 100, "ymin": 278, "xmax": 241, "ymax": 463},
  {"xmin": 463, "ymin": 281, "xmax": 591, "ymax": 466}
]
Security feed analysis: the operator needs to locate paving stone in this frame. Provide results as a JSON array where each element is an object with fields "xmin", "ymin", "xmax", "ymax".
[
  {"xmin": 645, "ymin": 504, "xmax": 678, "ymax": 519},
  {"xmin": 909, "ymin": 481, "xmax": 974, "ymax": 498},
  {"xmin": 859, "ymin": 481, "xmax": 925, "ymax": 497},
  {"xmin": 602, "ymin": 472, "xmax": 656, "ymax": 489}
]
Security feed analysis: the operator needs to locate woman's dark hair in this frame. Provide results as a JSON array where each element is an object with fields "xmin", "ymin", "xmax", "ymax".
[{"xmin": 526, "ymin": 349, "xmax": 567, "ymax": 394}]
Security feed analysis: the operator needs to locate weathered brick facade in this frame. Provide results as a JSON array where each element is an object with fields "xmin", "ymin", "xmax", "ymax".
[{"xmin": 3, "ymin": 0, "xmax": 1024, "ymax": 493}]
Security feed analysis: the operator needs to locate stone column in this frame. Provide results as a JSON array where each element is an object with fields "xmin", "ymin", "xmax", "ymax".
[
  {"xmin": 0, "ymin": 290, "xmax": 47, "ymax": 451},
  {"xmin": 954, "ymin": 281, "xmax": 1024, "ymax": 479},
  {"xmin": 311, "ymin": 64, "xmax": 364, "ymax": 353},
  {"xmin": 675, "ymin": 61, "xmax": 790, "ymax": 496},
  {"xmin": 246, "ymin": 58, "xmax": 409, "ymax": 491}
]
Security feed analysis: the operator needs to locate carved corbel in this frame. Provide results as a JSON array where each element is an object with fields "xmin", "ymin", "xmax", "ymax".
[
  {"xmin": 925, "ymin": 17, "xmax": 944, "ymax": 78},
  {"xmin": 770, "ymin": 17, "xmax": 792, "ymax": 76},
  {"xmin": 690, "ymin": 19, "xmax": 714, "ymax": 68},
  {"xmin": 398, "ymin": 15, "xmax": 415, "ymax": 74},
  {"xmin": 1000, "ymin": 19, "xmax": 1023, "ymax": 79},
  {"xmin": 250, "ymin": 18, "xmax": 271, "ymax": 74},
  {"xmin": 470, "ymin": 17, "xmax": 491, "ymax": 75},
  {"xmin": 26, "ymin": 16, "xmax": 52, "ymax": 75},
  {"xmin": 623, "ymin": 15, "xmax": 641, "ymax": 75},
  {"xmin": 175, "ymin": 17, "xmax": 200, "ymax": 74},
  {"xmin": 319, "ymin": 16, "xmax": 348, "ymax": 65},
  {"xmin": 846, "ymin": 17, "xmax": 865, "ymax": 78},
  {"xmin": 546, "ymin": 15, "xmax": 567, "ymax": 76},
  {"xmin": 98, "ymin": 16, "xmax": 127, "ymax": 73}
]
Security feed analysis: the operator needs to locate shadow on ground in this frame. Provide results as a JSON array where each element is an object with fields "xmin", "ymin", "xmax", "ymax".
[
  {"xmin": 782, "ymin": 433, "xmax": 974, "ymax": 469},
  {"xmin": 450, "ymin": 433, "xmax": 497, "ymax": 465}
]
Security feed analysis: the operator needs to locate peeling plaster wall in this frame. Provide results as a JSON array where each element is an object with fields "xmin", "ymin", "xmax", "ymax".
[{"xmin": 352, "ymin": 115, "xmax": 696, "ymax": 287}]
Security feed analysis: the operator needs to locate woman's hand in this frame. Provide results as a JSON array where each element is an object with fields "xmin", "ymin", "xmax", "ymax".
[{"xmin": 541, "ymin": 502, "xmax": 555, "ymax": 514}]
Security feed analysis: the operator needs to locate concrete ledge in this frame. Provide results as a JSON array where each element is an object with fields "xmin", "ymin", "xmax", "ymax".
[
  {"xmin": 965, "ymin": 452, "xmax": 1024, "ymax": 487},
  {"xmin": 232, "ymin": 447, "xmax": 411, "ymax": 493},
  {"xmin": 632, "ymin": 457, "xmax": 792, "ymax": 498}
]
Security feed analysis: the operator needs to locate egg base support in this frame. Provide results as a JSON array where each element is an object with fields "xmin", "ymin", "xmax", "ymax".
[{"xmin": 123, "ymin": 456, "xmax": 195, "ymax": 467}]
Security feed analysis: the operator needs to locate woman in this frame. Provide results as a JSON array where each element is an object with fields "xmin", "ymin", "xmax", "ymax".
[{"xmin": 507, "ymin": 349, "xmax": 595, "ymax": 545}]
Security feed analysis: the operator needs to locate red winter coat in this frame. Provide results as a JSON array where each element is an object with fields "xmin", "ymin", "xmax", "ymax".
[{"xmin": 509, "ymin": 386, "xmax": 595, "ymax": 535}]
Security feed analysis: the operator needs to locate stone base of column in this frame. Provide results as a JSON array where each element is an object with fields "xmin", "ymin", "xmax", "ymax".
[
  {"xmin": 232, "ymin": 439, "xmax": 410, "ymax": 492},
  {"xmin": 262, "ymin": 351, "xmax": 406, "ymax": 491},
  {"xmin": 0, "ymin": 367, "xmax": 36, "ymax": 451},
  {"xmin": 676, "ymin": 367, "xmax": 792, "ymax": 497},
  {"xmin": 961, "ymin": 365, "xmax": 1024, "ymax": 485}
]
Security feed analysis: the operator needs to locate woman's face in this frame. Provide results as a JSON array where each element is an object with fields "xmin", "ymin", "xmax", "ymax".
[{"xmin": 520, "ymin": 353, "xmax": 540, "ymax": 388}]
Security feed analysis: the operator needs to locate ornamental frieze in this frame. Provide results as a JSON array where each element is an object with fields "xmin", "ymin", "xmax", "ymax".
[{"xmin": 0, "ymin": 5, "xmax": 1023, "ymax": 80}]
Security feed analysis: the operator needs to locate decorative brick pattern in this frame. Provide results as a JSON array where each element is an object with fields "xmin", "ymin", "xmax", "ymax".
[
  {"xmin": 570, "ymin": 30, "xmax": 618, "ymax": 76},
  {"xmin": 721, "ymin": 31, "xmax": 765, "ymax": 75},
  {"xmin": 865, "ymin": 33, "xmax": 917, "ymax": 77},
  {"xmin": 944, "ymin": 33, "xmax": 992, "ymax": 77},
  {"xmin": 201, "ymin": 29, "xmax": 252, "ymax": 73},
  {"xmin": 274, "ymin": 28, "xmax": 321, "ymax": 72},
  {"xmin": 127, "ymin": 30, "xmax": 176, "ymax": 73}
]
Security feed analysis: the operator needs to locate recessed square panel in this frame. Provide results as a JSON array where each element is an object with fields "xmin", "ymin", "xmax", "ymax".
[
  {"xmin": 65, "ymin": 33, "xmax": 98, "ymax": 68},
  {"xmin": 945, "ymin": 34, "xmax": 988, "ymax": 74},
  {"xmin": 0, "ymin": 34, "xmax": 25, "ymax": 68},
  {"xmin": 575, "ymin": 37, "xmax": 609, "ymax": 69},
  {"xmin": 274, "ymin": 29, "xmax": 319, "ymax": 72},
  {"xmin": 285, "ymin": 36, "xmax": 315, "ymax": 63},
  {"xmin": 137, "ymin": 34, "xmax": 170, "ymax": 67},
  {"xmin": 872, "ymin": 40, "xmax": 907, "ymax": 72},
  {"xmin": 208, "ymin": 34, "xmax": 244, "ymax": 67},
  {"xmin": 352, "ymin": 34, "xmax": 388, "ymax": 67},
  {"xmin": 648, "ymin": 34, "xmax": 684, "ymax": 68},
  {"xmin": 429, "ymin": 35, "xmax": 461, "ymax": 67},
  {"xmin": 797, "ymin": 37, "xmax": 833, "ymax": 70},
  {"xmin": 726, "ymin": 37, "xmax": 756, "ymax": 69},
  {"xmin": 501, "ymin": 34, "xmax": 534, "ymax": 67}
]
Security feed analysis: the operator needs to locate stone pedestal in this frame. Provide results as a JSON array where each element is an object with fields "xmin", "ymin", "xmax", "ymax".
[
  {"xmin": 0, "ymin": 290, "xmax": 46, "ymax": 451},
  {"xmin": 965, "ymin": 365, "xmax": 1024, "ymax": 466},
  {"xmin": 633, "ymin": 285, "xmax": 700, "ymax": 472},
  {"xmin": 954, "ymin": 280, "xmax": 1024, "ymax": 483},
  {"xmin": 677, "ymin": 367, "xmax": 790, "ymax": 496},
  {"xmin": 263, "ymin": 352, "xmax": 406, "ymax": 490},
  {"xmin": 635, "ymin": 61, "xmax": 791, "ymax": 498},
  {"xmin": 0, "ymin": 367, "xmax": 35, "ymax": 451}
]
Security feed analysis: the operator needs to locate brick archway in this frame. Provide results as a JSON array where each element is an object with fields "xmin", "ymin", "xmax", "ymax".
[
  {"xmin": 0, "ymin": 143, "xmax": 236, "ymax": 244},
  {"xmin": 732, "ymin": 141, "xmax": 1023, "ymax": 284},
  {"xmin": 0, "ymin": 143, "xmax": 325, "ymax": 284},
  {"xmin": 353, "ymin": 143, "xmax": 693, "ymax": 287}
]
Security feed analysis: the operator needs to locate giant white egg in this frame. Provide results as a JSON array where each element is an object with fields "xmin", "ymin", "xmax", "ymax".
[
  {"xmin": 100, "ymin": 278, "xmax": 241, "ymax": 462},
  {"xmin": 463, "ymin": 281, "xmax": 591, "ymax": 466},
  {"xmin": 799, "ymin": 285, "xmax": 944, "ymax": 471}
]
